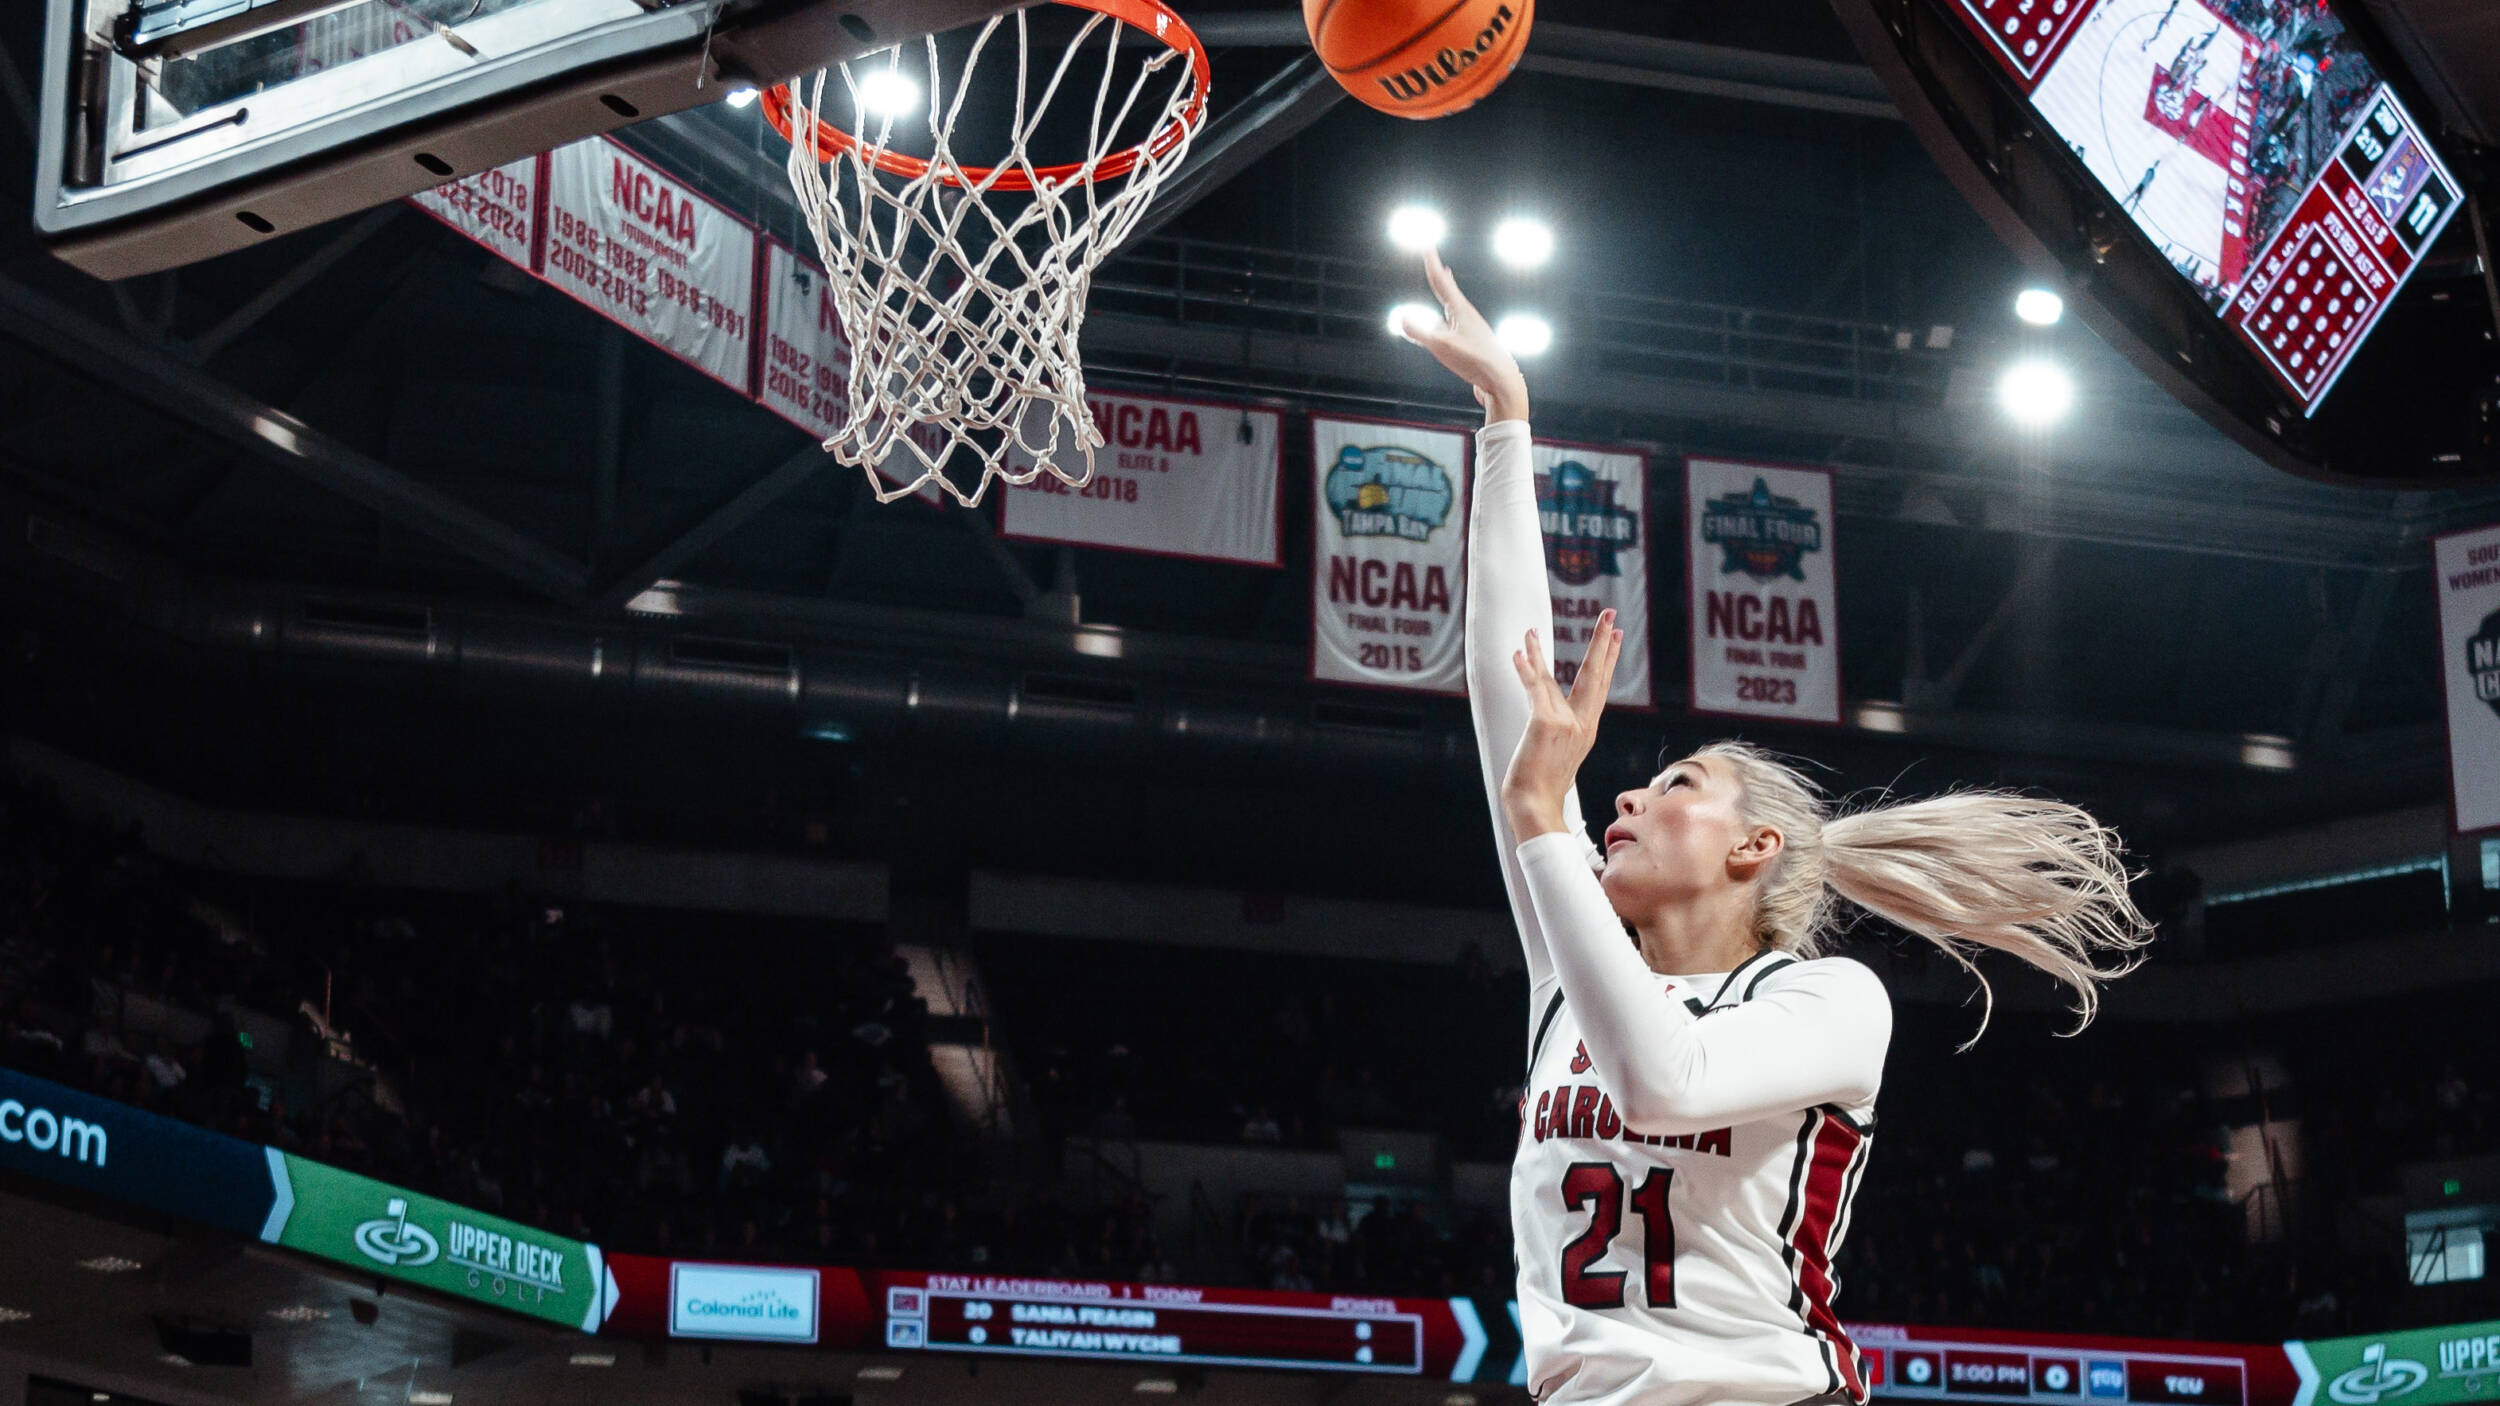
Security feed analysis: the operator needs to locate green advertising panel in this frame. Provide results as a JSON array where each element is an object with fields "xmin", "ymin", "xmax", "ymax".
[
  {"xmin": 267, "ymin": 1154, "xmax": 610, "ymax": 1331},
  {"xmin": 2290, "ymin": 1320, "xmax": 2500, "ymax": 1406}
]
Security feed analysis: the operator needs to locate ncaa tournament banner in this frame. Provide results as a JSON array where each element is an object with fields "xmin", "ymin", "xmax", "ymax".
[
  {"xmin": 757, "ymin": 237, "xmax": 945, "ymax": 506},
  {"xmin": 543, "ymin": 137, "xmax": 758, "ymax": 396},
  {"xmin": 1684, "ymin": 459, "xmax": 1840, "ymax": 725},
  {"xmin": 1533, "ymin": 439, "xmax": 1653, "ymax": 708},
  {"xmin": 2435, "ymin": 524, "xmax": 2500, "ymax": 833},
  {"xmin": 1000, "ymin": 393, "xmax": 1282, "ymax": 565},
  {"xmin": 1310, "ymin": 416, "xmax": 1471, "ymax": 695},
  {"xmin": 406, "ymin": 156, "xmax": 541, "ymax": 272}
]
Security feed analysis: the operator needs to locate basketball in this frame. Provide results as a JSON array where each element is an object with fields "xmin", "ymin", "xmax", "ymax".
[{"xmin": 1303, "ymin": 0, "xmax": 1535, "ymax": 119}]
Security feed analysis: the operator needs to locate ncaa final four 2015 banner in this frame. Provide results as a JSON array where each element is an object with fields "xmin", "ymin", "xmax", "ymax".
[
  {"xmin": 1310, "ymin": 416, "xmax": 1471, "ymax": 694},
  {"xmin": 1533, "ymin": 439, "xmax": 1653, "ymax": 708},
  {"xmin": 1001, "ymin": 393, "xmax": 1283, "ymax": 566},
  {"xmin": 542, "ymin": 138, "xmax": 758, "ymax": 397},
  {"xmin": 1684, "ymin": 459, "xmax": 1840, "ymax": 725},
  {"xmin": 2436, "ymin": 523, "xmax": 2500, "ymax": 834}
]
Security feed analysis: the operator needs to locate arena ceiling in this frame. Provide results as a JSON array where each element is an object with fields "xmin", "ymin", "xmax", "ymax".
[{"xmin": 0, "ymin": 0, "xmax": 2489, "ymax": 904}]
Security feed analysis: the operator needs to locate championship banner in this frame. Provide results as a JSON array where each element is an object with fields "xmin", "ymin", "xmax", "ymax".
[
  {"xmin": 2288, "ymin": 1320, "xmax": 2500, "ymax": 1406},
  {"xmin": 543, "ymin": 137, "xmax": 757, "ymax": 396},
  {"xmin": 266, "ymin": 1153, "xmax": 612, "ymax": 1332},
  {"xmin": 999, "ymin": 393, "xmax": 1282, "ymax": 565},
  {"xmin": 2435, "ymin": 524, "xmax": 2500, "ymax": 833},
  {"xmin": 1684, "ymin": 459, "xmax": 1840, "ymax": 724},
  {"xmin": 406, "ymin": 156, "xmax": 541, "ymax": 271},
  {"xmin": 1309, "ymin": 416, "xmax": 1470, "ymax": 695},
  {"xmin": 1532, "ymin": 439, "xmax": 1652, "ymax": 708}
]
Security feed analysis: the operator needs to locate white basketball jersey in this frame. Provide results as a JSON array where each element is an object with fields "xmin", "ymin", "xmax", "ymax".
[{"xmin": 1509, "ymin": 950, "xmax": 1876, "ymax": 1406}]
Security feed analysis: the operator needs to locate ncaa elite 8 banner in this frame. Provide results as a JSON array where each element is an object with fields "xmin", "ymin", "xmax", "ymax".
[
  {"xmin": 1532, "ymin": 439, "xmax": 1652, "ymax": 708},
  {"xmin": 2436, "ymin": 523, "xmax": 2500, "ymax": 834},
  {"xmin": 1310, "ymin": 416, "xmax": 1471, "ymax": 694},
  {"xmin": 1684, "ymin": 459, "xmax": 1840, "ymax": 724}
]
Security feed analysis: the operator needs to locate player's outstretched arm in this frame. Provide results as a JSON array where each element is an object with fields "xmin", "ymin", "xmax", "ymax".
[
  {"xmin": 1401, "ymin": 251, "xmax": 1598, "ymax": 994},
  {"xmin": 1500, "ymin": 628, "xmax": 1889, "ymax": 1129}
]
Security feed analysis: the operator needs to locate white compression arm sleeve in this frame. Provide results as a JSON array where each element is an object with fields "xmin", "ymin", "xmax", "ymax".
[
  {"xmin": 1467, "ymin": 419, "xmax": 1604, "ymax": 996},
  {"xmin": 1516, "ymin": 832, "xmax": 1892, "ymax": 1132}
]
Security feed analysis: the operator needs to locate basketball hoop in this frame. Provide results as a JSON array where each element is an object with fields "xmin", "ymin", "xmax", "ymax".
[{"xmin": 761, "ymin": 0, "xmax": 1210, "ymax": 506}]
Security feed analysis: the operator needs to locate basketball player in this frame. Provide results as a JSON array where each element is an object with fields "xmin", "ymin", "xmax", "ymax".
[{"xmin": 1397, "ymin": 251, "xmax": 2150, "ymax": 1406}]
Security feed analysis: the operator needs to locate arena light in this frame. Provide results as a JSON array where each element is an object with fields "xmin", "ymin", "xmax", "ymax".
[
  {"xmin": 857, "ymin": 1365, "xmax": 906, "ymax": 1382},
  {"xmin": 1852, "ymin": 701, "xmax": 1907, "ymax": 733},
  {"xmin": 1495, "ymin": 313, "xmax": 1553, "ymax": 357},
  {"xmin": 855, "ymin": 65, "xmax": 921, "ymax": 119},
  {"xmin": 1490, "ymin": 216, "xmax": 1555, "ymax": 269},
  {"xmin": 2014, "ymin": 287, "xmax": 2064, "ymax": 325},
  {"xmin": 2239, "ymin": 733, "xmax": 2297, "ymax": 771},
  {"xmin": 0, "ymin": 1306, "xmax": 29, "ymax": 1323},
  {"xmin": 76, "ymin": 1256, "xmax": 142, "ymax": 1273},
  {"xmin": 1386, "ymin": 203, "xmax": 1447, "ymax": 252},
  {"xmin": 1386, "ymin": 302, "xmax": 1441, "ymax": 340},
  {"xmin": 722, "ymin": 86, "xmax": 759, "ymax": 109},
  {"xmin": 1996, "ymin": 359, "xmax": 2073, "ymax": 426}
]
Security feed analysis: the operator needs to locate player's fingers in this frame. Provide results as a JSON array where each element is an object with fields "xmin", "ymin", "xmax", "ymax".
[
  {"xmin": 1568, "ymin": 614, "xmax": 1619, "ymax": 723},
  {"xmin": 1426, "ymin": 248, "xmax": 1481, "ymax": 323}
]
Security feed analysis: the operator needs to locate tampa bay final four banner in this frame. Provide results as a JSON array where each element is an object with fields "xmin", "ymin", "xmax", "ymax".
[
  {"xmin": 1310, "ymin": 415, "xmax": 1471, "ymax": 694},
  {"xmin": 1684, "ymin": 458, "xmax": 1841, "ymax": 725}
]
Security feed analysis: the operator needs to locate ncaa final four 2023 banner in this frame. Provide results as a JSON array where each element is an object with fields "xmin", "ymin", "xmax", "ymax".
[
  {"xmin": 1310, "ymin": 416, "xmax": 1471, "ymax": 694},
  {"xmin": 1684, "ymin": 459, "xmax": 1840, "ymax": 725},
  {"xmin": 1533, "ymin": 440, "xmax": 1654, "ymax": 708},
  {"xmin": 2436, "ymin": 523, "xmax": 2500, "ymax": 834}
]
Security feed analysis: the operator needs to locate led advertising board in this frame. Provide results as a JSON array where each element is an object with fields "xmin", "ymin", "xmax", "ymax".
[{"xmin": 0, "ymin": 1066, "xmax": 279, "ymax": 1239}]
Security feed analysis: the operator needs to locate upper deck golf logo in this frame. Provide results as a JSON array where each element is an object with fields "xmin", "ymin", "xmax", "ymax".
[
  {"xmin": 355, "ymin": 1197, "xmax": 440, "ymax": 1268},
  {"xmin": 1700, "ymin": 477, "xmax": 1822, "ymax": 582},
  {"xmin": 2327, "ymin": 1345, "xmax": 2429, "ymax": 1405}
]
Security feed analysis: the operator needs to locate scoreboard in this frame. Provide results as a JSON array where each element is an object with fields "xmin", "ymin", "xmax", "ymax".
[
  {"xmin": 876, "ymin": 1274, "xmax": 1495, "ymax": 1379},
  {"xmin": 1852, "ymin": 1323, "xmax": 2301, "ymax": 1406}
]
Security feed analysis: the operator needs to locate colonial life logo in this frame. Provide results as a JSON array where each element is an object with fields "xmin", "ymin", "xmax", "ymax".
[
  {"xmin": 1536, "ymin": 461, "xmax": 1638, "ymax": 585},
  {"xmin": 1325, "ymin": 445, "xmax": 1453, "ymax": 542},
  {"xmin": 354, "ymin": 1197, "xmax": 440, "ymax": 1268},
  {"xmin": 2472, "ymin": 609, "xmax": 2500, "ymax": 719},
  {"xmin": 1701, "ymin": 477, "xmax": 1823, "ymax": 582}
]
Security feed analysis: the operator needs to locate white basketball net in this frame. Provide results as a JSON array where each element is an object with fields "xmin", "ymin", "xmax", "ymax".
[{"xmin": 777, "ymin": 6, "xmax": 1206, "ymax": 506}]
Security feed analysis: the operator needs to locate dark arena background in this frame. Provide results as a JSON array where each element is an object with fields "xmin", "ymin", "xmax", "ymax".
[{"xmin": 3, "ymin": 1, "xmax": 2500, "ymax": 1405}]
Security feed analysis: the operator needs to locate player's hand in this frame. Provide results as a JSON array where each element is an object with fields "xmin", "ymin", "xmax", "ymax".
[
  {"xmin": 1500, "ymin": 611, "xmax": 1623, "ymax": 840},
  {"xmin": 1398, "ymin": 249, "xmax": 1530, "ymax": 424}
]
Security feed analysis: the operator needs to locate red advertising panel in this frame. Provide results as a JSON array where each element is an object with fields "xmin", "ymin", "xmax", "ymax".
[{"xmin": 1847, "ymin": 1322, "xmax": 2297, "ymax": 1406}]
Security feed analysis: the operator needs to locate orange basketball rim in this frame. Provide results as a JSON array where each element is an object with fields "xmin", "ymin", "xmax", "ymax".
[{"xmin": 759, "ymin": 0, "xmax": 1212, "ymax": 194}]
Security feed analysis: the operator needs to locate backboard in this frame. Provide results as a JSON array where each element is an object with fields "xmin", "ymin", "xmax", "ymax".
[{"xmin": 34, "ymin": 0, "xmax": 1023, "ymax": 280}]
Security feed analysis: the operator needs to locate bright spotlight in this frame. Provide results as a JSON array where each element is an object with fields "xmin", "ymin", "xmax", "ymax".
[
  {"xmin": 2014, "ymin": 288, "xmax": 2064, "ymax": 326},
  {"xmin": 1386, "ymin": 204, "xmax": 1448, "ymax": 252},
  {"xmin": 1495, "ymin": 313, "xmax": 1553, "ymax": 357},
  {"xmin": 1997, "ymin": 359, "xmax": 2074, "ymax": 425},
  {"xmin": 1386, "ymin": 302, "xmax": 1441, "ymax": 340},
  {"xmin": 1491, "ymin": 216, "xmax": 1555, "ymax": 269},
  {"xmin": 854, "ymin": 66, "xmax": 921, "ymax": 118},
  {"xmin": 722, "ymin": 85, "xmax": 759, "ymax": 109}
]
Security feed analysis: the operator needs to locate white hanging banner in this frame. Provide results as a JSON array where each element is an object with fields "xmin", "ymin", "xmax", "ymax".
[
  {"xmin": 999, "ymin": 394, "xmax": 1282, "ymax": 565},
  {"xmin": 1310, "ymin": 416, "xmax": 1470, "ymax": 695},
  {"xmin": 406, "ymin": 156, "xmax": 541, "ymax": 271},
  {"xmin": 543, "ymin": 137, "xmax": 758, "ymax": 396},
  {"xmin": 756, "ymin": 238, "xmax": 946, "ymax": 506},
  {"xmin": 1684, "ymin": 458, "xmax": 1841, "ymax": 724},
  {"xmin": 2435, "ymin": 523, "xmax": 2500, "ymax": 834},
  {"xmin": 1532, "ymin": 439, "xmax": 1653, "ymax": 709}
]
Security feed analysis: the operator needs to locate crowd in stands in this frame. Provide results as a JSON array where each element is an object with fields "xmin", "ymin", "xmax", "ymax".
[{"xmin": 3, "ymin": 768, "xmax": 2496, "ymax": 1341}]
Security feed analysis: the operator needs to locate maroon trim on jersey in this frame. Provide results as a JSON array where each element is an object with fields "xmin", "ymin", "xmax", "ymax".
[{"xmin": 1783, "ymin": 1108, "xmax": 1870, "ymax": 1402}]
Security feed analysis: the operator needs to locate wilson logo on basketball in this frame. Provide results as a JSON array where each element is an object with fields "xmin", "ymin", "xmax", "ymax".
[{"xmin": 1376, "ymin": 4, "xmax": 1517, "ymax": 104}]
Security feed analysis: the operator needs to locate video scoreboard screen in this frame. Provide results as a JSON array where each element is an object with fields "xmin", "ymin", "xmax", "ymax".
[{"xmin": 1945, "ymin": 0, "xmax": 2460, "ymax": 415}]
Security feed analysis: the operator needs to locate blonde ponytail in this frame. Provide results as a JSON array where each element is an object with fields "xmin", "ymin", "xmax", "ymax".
[{"xmin": 1695, "ymin": 741, "xmax": 2151, "ymax": 1042}]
